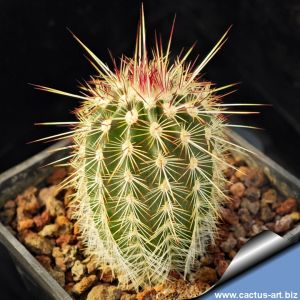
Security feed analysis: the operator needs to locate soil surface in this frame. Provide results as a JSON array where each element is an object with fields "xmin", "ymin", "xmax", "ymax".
[{"xmin": 1, "ymin": 156, "xmax": 300, "ymax": 300}]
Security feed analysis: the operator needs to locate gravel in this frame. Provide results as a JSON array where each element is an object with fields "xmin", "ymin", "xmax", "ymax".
[{"xmin": 1, "ymin": 156, "xmax": 300, "ymax": 300}]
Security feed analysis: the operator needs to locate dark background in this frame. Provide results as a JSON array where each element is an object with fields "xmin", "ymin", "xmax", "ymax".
[{"xmin": 0, "ymin": 0, "xmax": 300, "ymax": 299}]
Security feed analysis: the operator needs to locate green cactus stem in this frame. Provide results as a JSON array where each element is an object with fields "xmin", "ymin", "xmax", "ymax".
[{"xmin": 35, "ymin": 7, "xmax": 258, "ymax": 290}]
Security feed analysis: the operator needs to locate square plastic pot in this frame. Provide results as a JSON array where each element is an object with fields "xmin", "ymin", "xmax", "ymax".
[{"xmin": 0, "ymin": 132, "xmax": 299, "ymax": 300}]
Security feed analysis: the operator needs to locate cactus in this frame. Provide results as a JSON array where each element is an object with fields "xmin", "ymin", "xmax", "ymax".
[{"xmin": 35, "ymin": 7, "xmax": 256, "ymax": 290}]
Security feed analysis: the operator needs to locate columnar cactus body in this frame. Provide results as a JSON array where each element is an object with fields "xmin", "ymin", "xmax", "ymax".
[{"xmin": 36, "ymin": 11, "xmax": 239, "ymax": 289}]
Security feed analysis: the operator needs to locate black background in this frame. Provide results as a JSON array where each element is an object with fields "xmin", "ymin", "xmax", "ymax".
[{"xmin": 0, "ymin": 1, "xmax": 300, "ymax": 299}]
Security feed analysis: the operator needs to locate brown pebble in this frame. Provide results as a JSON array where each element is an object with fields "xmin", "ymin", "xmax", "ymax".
[
  {"xmin": 52, "ymin": 245, "xmax": 77, "ymax": 272},
  {"xmin": 217, "ymin": 228, "xmax": 230, "ymax": 241},
  {"xmin": 39, "ymin": 186, "xmax": 57, "ymax": 203},
  {"xmin": 55, "ymin": 215, "xmax": 73, "ymax": 234},
  {"xmin": 274, "ymin": 215, "xmax": 293, "ymax": 233},
  {"xmin": 39, "ymin": 224, "xmax": 59, "ymax": 237},
  {"xmin": 260, "ymin": 206, "xmax": 275, "ymax": 222},
  {"xmin": 290, "ymin": 212, "xmax": 300, "ymax": 221},
  {"xmin": 121, "ymin": 294, "xmax": 137, "ymax": 300},
  {"xmin": 200, "ymin": 256, "xmax": 213, "ymax": 266},
  {"xmin": 87, "ymin": 284, "xmax": 122, "ymax": 300},
  {"xmin": 221, "ymin": 208, "xmax": 239, "ymax": 225},
  {"xmin": 56, "ymin": 234, "xmax": 76, "ymax": 246},
  {"xmin": 242, "ymin": 199, "xmax": 260, "ymax": 215},
  {"xmin": 229, "ymin": 175, "xmax": 239, "ymax": 184},
  {"xmin": 33, "ymin": 211, "xmax": 50, "ymax": 228},
  {"xmin": 213, "ymin": 252, "xmax": 225, "ymax": 265},
  {"xmin": 233, "ymin": 157, "xmax": 247, "ymax": 167},
  {"xmin": 207, "ymin": 244, "xmax": 219, "ymax": 253},
  {"xmin": 72, "ymin": 275, "xmax": 98, "ymax": 295},
  {"xmin": 261, "ymin": 189, "xmax": 277, "ymax": 205},
  {"xmin": 220, "ymin": 234, "xmax": 237, "ymax": 253},
  {"xmin": 233, "ymin": 223, "xmax": 246, "ymax": 239},
  {"xmin": 235, "ymin": 166, "xmax": 250, "ymax": 181},
  {"xmin": 17, "ymin": 217, "xmax": 34, "ymax": 231},
  {"xmin": 193, "ymin": 267, "xmax": 217, "ymax": 284},
  {"xmin": 216, "ymin": 260, "xmax": 228, "ymax": 277},
  {"xmin": 15, "ymin": 188, "xmax": 39, "ymax": 231},
  {"xmin": 238, "ymin": 208, "xmax": 253, "ymax": 227},
  {"xmin": 0, "ymin": 208, "xmax": 16, "ymax": 225},
  {"xmin": 194, "ymin": 282, "xmax": 211, "ymax": 296},
  {"xmin": 39, "ymin": 186, "xmax": 65, "ymax": 217},
  {"xmin": 244, "ymin": 169, "xmax": 265, "ymax": 188},
  {"xmin": 250, "ymin": 223, "xmax": 264, "ymax": 236},
  {"xmin": 227, "ymin": 196, "xmax": 242, "ymax": 210},
  {"xmin": 230, "ymin": 182, "xmax": 245, "ymax": 198},
  {"xmin": 136, "ymin": 288, "xmax": 156, "ymax": 300},
  {"xmin": 65, "ymin": 282, "xmax": 75, "ymax": 294},
  {"xmin": 276, "ymin": 198, "xmax": 297, "ymax": 216},
  {"xmin": 86, "ymin": 256, "xmax": 99, "ymax": 274},
  {"xmin": 16, "ymin": 187, "xmax": 40, "ymax": 213},
  {"xmin": 244, "ymin": 187, "xmax": 261, "ymax": 201},
  {"xmin": 228, "ymin": 250, "xmax": 236, "ymax": 259},
  {"xmin": 23, "ymin": 231, "xmax": 53, "ymax": 255},
  {"xmin": 224, "ymin": 164, "xmax": 235, "ymax": 178},
  {"xmin": 71, "ymin": 260, "xmax": 87, "ymax": 282},
  {"xmin": 265, "ymin": 222, "xmax": 275, "ymax": 231}
]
